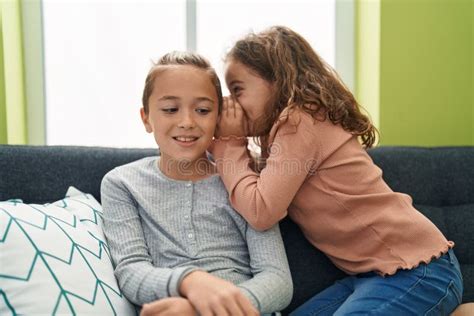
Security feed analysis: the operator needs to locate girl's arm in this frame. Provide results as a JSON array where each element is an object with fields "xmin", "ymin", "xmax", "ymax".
[
  {"xmin": 237, "ymin": 223, "xmax": 293, "ymax": 313},
  {"xmin": 212, "ymin": 111, "xmax": 321, "ymax": 231},
  {"xmin": 100, "ymin": 172, "xmax": 198, "ymax": 305}
]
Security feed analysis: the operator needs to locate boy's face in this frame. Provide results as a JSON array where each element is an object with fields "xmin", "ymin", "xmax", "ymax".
[{"xmin": 141, "ymin": 65, "xmax": 219, "ymax": 165}]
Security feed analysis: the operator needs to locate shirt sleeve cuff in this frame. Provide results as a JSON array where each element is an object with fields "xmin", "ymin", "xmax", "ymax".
[
  {"xmin": 167, "ymin": 267, "xmax": 200, "ymax": 297},
  {"xmin": 211, "ymin": 136, "xmax": 248, "ymax": 149},
  {"xmin": 214, "ymin": 135, "xmax": 248, "ymax": 142},
  {"xmin": 210, "ymin": 136, "xmax": 248, "ymax": 161},
  {"xmin": 238, "ymin": 285, "xmax": 261, "ymax": 312}
]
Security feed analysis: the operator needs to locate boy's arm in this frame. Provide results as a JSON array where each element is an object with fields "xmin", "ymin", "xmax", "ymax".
[
  {"xmin": 140, "ymin": 297, "xmax": 197, "ymax": 316},
  {"xmin": 179, "ymin": 270, "xmax": 259, "ymax": 316},
  {"xmin": 237, "ymin": 223, "xmax": 293, "ymax": 314},
  {"xmin": 100, "ymin": 172, "xmax": 198, "ymax": 306}
]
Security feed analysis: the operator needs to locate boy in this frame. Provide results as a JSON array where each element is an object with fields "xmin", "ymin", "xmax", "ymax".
[{"xmin": 101, "ymin": 51, "xmax": 293, "ymax": 316}]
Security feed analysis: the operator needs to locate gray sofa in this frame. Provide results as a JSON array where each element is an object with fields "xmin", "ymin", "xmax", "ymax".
[{"xmin": 1, "ymin": 145, "xmax": 473, "ymax": 314}]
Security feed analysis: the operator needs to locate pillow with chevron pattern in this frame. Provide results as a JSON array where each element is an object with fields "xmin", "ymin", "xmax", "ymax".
[{"xmin": 0, "ymin": 187, "xmax": 136, "ymax": 315}]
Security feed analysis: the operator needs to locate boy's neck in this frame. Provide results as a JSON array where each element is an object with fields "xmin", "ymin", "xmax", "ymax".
[{"xmin": 159, "ymin": 155, "xmax": 216, "ymax": 182}]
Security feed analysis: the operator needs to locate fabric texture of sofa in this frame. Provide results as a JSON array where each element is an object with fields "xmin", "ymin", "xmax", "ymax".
[{"xmin": 0, "ymin": 145, "xmax": 473, "ymax": 314}]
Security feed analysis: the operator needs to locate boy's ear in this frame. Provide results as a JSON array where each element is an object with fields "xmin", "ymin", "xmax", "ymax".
[{"xmin": 140, "ymin": 107, "xmax": 153, "ymax": 133}]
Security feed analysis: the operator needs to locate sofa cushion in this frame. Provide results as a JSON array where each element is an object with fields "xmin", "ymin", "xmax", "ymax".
[
  {"xmin": 1, "ymin": 145, "xmax": 472, "ymax": 311},
  {"xmin": 281, "ymin": 203, "xmax": 474, "ymax": 314},
  {"xmin": 370, "ymin": 146, "xmax": 474, "ymax": 303},
  {"xmin": 0, "ymin": 187, "xmax": 136, "ymax": 315},
  {"xmin": 416, "ymin": 203, "xmax": 474, "ymax": 302},
  {"xmin": 280, "ymin": 217, "xmax": 347, "ymax": 313}
]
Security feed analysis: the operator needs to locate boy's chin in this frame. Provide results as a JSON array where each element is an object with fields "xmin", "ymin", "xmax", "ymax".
[{"xmin": 174, "ymin": 155, "xmax": 209, "ymax": 165}]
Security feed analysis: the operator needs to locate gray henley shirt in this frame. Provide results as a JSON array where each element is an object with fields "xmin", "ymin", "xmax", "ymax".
[{"xmin": 101, "ymin": 156, "xmax": 293, "ymax": 314}]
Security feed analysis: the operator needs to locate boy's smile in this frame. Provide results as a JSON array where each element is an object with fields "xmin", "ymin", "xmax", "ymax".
[
  {"xmin": 140, "ymin": 65, "xmax": 219, "ymax": 178},
  {"xmin": 172, "ymin": 135, "xmax": 200, "ymax": 147}
]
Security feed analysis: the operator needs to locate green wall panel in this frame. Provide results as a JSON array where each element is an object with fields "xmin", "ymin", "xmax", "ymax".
[
  {"xmin": 355, "ymin": 0, "xmax": 380, "ymax": 130},
  {"xmin": 22, "ymin": 0, "xmax": 46, "ymax": 145},
  {"xmin": 0, "ymin": 9, "xmax": 7, "ymax": 143},
  {"xmin": 1, "ymin": 0, "xmax": 27, "ymax": 144},
  {"xmin": 379, "ymin": 0, "xmax": 472, "ymax": 146}
]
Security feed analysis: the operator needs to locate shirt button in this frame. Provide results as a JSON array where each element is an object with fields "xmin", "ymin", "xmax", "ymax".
[
  {"xmin": 187, "ymin": 233, "xmax": 193, "ymax": 239},
  {"xmin": 186, "ymin": 182, "xmax": 192, "ymax": 187},
  {"xmin": 184, "ymin": 215, "xmax": 189, "ymax": 219}
]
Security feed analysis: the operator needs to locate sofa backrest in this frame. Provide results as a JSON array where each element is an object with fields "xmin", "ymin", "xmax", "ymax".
[
  {"xmin": 1, "ymin": 145, "xmax": 473, "ymax": 311},
  {"xmin": 0, "ymin": 145, "xmax": 157, "ymax": 204}
]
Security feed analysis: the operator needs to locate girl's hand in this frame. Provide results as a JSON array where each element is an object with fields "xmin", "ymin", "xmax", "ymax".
[
  {"xmin": 140, "ymin": 297, "xmax": 197, "ymax": 316},
  {"xmin": 179, "ymin": 270, "xmax": 259, "ymax": 316},
  {"xmin": 215, "ymin": 97, "xmax": 249, "ymax": 138}
]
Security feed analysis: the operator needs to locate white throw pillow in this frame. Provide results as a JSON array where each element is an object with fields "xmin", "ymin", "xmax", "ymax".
[{"xmin": 0, "ymin": 187, "xmax": 136, "ymax": 315}]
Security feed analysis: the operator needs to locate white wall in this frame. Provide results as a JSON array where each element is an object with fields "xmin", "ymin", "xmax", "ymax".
[
  {"xmin": 42, "ymin": 0, "xmax": 336, "ymax": 148},
  {"xmin": 197, "ymin": 0, "xmax": 336, "ymax": 94}
]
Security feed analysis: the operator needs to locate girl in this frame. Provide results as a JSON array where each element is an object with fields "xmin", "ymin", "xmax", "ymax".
[
  {"xmin": 210, "ymin": 26, "xmax": 463, "ymax": 315},
  {"xmin": 101, "ymin": 51, "xmax": 292, "ymax": 316}
]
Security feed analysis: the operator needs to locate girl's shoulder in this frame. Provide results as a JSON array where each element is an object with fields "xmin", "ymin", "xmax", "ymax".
[
  {"xmin": 271, "ymin": 105, "xmax": 322, "ymax": 136},
  {"xmin": 269, "ymin": 105, "xmax": 352, "ymax": 146},
  {"xmin": 277, "ymin": 104, "xmax": 327, "ymax": 125}
]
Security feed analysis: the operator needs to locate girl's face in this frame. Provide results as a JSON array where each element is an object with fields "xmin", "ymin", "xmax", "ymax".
[
  {"xmin": 224, "ymin": 59, "xmax": 274, "ymax": 135},
  {"xmin": 141, "ymin": 65, "xmax": 219, "ymax": 166}
]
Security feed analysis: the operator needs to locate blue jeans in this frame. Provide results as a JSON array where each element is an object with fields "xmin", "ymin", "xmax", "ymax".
[{"xmin": 290, "ymin": 249, "xmax": 463, "ymax": 315}]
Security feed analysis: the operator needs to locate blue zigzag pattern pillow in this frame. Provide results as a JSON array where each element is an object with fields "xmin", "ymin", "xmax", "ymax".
[{"xmin": 0, "ymin": 187, "xmax": 136, "ymax": 315}]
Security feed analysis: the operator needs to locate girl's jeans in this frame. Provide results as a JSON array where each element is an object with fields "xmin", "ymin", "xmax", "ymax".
[{"xmin": 290, "ymin": 249, "xmax": 463, "ymax": 315}]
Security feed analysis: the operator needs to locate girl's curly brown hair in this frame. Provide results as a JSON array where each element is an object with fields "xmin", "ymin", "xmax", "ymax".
[{"xmin": 226, "ymin": 26, "xmax": 378, "ymax": 148}]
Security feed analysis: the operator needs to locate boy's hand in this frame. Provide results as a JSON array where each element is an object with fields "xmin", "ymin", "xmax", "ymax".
[
  {"xmin": 140, "ymin": 297, "xmax": 197, "ymax": 316},
  {"xmin": 180, "ymin": 270, "xmax": 259, "ymax": 316},
  {"xmin": 215, "ymin": 97, "xmax": 249, "ymax": 138}
]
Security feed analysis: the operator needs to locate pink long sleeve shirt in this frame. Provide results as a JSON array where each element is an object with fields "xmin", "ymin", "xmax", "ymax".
[{"xmin": 211, "ymin": 108, "xmax": 453, "ymax": 276}]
